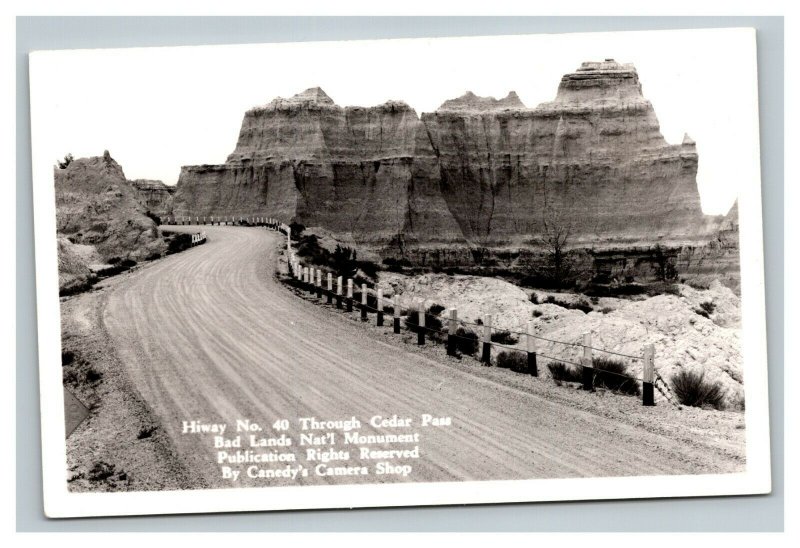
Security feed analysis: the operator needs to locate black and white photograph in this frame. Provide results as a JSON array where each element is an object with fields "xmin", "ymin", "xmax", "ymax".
[{"xmin": 28, "ymin": 27, "xmax": 771, "ymax": 517}]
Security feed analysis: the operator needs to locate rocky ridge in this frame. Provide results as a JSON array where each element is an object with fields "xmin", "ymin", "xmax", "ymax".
[
  {"xmin": 171, "ymin": 60, "xmax": 737, "ymax": 283},
  {"xmin": 54, "ymin": 151, "xmax": 168, "ymax": 293}
]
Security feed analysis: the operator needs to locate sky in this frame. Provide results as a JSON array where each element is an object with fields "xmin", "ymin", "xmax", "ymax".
[{"xmin": 30, "ymin": 28, "xmax": 760, "ymax": 215}]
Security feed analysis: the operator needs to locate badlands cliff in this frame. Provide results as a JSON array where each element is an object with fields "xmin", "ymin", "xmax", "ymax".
[{"xmin": 172, "ymin": 60, "xmax": 738, "ymax": 283}]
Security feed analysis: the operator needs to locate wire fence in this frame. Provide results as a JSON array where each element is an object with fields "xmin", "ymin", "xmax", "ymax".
[{"xmin": 194, "ymin": 216, "xmax": 677, "ymax": 407}]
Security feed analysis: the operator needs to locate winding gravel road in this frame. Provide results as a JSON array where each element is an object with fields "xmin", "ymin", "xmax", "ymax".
[{"xmin": 103, "ymin": 226, "xmax": 744, "ymax": 489}]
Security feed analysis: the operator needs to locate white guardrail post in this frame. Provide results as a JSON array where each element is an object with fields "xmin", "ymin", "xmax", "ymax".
[
  {"xmin": 527, "ymin": 320, "xmax": 538, "ymax": 377},
  {"xmin": 643, "ymin": 344, "xmax": 655, "ymax": 406},
  {"xmin": 447, "ymin": 308, "xmax": 457, "ymax": 356},
  {"xmin": 481, "ymin": 314, "xmax": 492, "ymax": 364},
  {"xmin": 582, "ymin": 332, "xmax": 594, "ymax": 391}
]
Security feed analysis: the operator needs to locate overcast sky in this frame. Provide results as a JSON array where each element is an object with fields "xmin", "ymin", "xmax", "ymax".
[{"xmin": 30, "ymin": 28, "xmax": 759, "ymax": 215}]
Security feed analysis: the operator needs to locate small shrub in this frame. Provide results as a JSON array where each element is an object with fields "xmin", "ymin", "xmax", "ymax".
[
  {"xmin": 591, "ymin": 356, "xmax": 641, "ymax": 396},
  {"xmin": 289, "ymin": 221, "xmax": 306, "ymax": 236},
  {"xmin": 474, "ymin": 318, "xmax": 483, "ymax": 326},
  {"xmin": 87, "ymin": 461, "xmax": 116, "ymax": 482},
  {"xmin": 699, "ymin": 301, "xmax": 716, "ymax": 315},
  {"xmin": 355, "ymin": 260, "xmax": 380, "ymax": 280},
  {"xmin": 427, "ymin": 303, "xmax": 446, "ymax": 316},
  {"xmin": 454, "ymin": 327, "xmax": 479, "ymax": 355},
  {"xmin": 490, "ymin": 330, "xmax": 519, "ymax": 345},
  {"xmin": 144, "ymin": 210, "xmax": 161, "ymax": 225},
  {"xmin": 61, "ymin": 350, "xmax": 75, "ymax": 366},
  {"xmin": 589, "ymin": 296, "xmax": 599, "ymax": 305},
  {"xmin": 496, "ymin": 351, "xmax": 528, "ymax": 373},
  {"xmin": 166, "ymin": 233, "xmax": 193, "ymax": 255},
  {"xmin": 57, "ymin": 153, "xmax": 74, "ymax": 169},
  {"xmin": 530, "ymin": 292, "xmax": 540, "ymax": 304},
  {"xmin": 670, "ymin": 369, "xmax": 727, "ymax": 409},
  {"xmin": 85, "ymin": 368, "xmax": 103, "ymax": 383},
  {"xmin": 532, "ymin": 310, "xmax": 543, "ymax": 318},
  {"xmin": 694, "ymin": 308, "xmax": 710, "ymax": 318},
  {"xmin": 600, "ymin": 307, "xmax": 614, "ymax": 314},
  {"xmin": 137, "ymin": 426, "xmax": 157, "ymax": 440},
  {"xmin": 548, "ymin": 361, "xmax": 583, "ymax": 383}
]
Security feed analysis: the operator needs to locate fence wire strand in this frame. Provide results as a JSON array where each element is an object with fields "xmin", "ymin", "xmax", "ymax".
[{"xmin": 285, "ymin": 246, "xmax": 653, "ymax": 381}]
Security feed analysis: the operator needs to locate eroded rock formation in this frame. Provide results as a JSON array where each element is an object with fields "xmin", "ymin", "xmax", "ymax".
[
  {"xmin": 172, "ymin": 60, "xmax": 737, "ymax": 283},
  {"xmin": 130, "ymin": 179, "xmax": 175, "ymax": 219},
  {"xmin": 54, "ymin": 151, "xmax": 167, "ymax": 292}
]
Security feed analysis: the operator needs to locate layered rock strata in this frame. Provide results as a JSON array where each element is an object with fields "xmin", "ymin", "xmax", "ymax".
[
  {"xmin": 130, "ymin": 179, "xmax": 175, "ymax": 219},
  {"xmin": 173, "ymin": 61, "xmax": 735, "ymax": 281}
]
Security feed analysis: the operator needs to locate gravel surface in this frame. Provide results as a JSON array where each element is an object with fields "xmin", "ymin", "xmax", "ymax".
[{"xmin": 65, "ymin": 226, "xmax": 745, "ymax": 492}]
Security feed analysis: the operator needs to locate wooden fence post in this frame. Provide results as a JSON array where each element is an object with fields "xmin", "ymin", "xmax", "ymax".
[
  {"xmin": 336, "ymin": 276, "xmax": 343, "ymax": 309},
  {"xmin": 303, "ymin": 267, "xmax": 309, "ymax": 287},
  {"xmin": 643, "ymin": 344, "xmax": 655, "ymax": 406},
  {"xmin": 327, "ymin": 273, "xmax": 333, "ymax": 304},
  {"xmin": 376, "ymin": 288, "xmax": 384, "ymax": 326},
  {"xmin": 316, "ymin": 269, "xmax": 323, "ymax": 298},
  {"xmin": 447, "ymin": 308, "xmax": 457, "ymax": 356},
  {"xmin": 527, "ymin": 320, "xmax": 538, "ymax": 377},
  {"xmin": 582, "ymin": 332, "xmax": 594, "ymax": 391},
  {"xmin": 360, "ymin": 284, "xmax": 368, "ymax": 321},
  {"xmin": 393, "ymin": 295, "xmax": 401, "ymax": 334},
  {"xmin": 481, "ymin": 314, "xmax": 493, "ymax": 364},
  {"xmin": 417, "ymin": 301, "xmax": 425, "ymax": 345},
  {"xmin": 346, "ymin": 279, "xmax": 353, "ymax": 312}
]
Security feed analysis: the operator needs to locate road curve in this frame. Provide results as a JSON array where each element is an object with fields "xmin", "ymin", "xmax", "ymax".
[{"xmin": 104, "ymin": 226, "xmax": 741, "ymax": 489}]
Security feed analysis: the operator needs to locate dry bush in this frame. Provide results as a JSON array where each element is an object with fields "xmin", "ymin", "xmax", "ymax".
[
  {"xmin": 670, "ymin": 369, "xmax": 727, "ymax": 409},
  {"xmin": 592, "ymin": 356, "xmax": 640, "ymax": 396},
  {"xmin": 496, "ymin": 351, "xmax": 528, "ymax": 373}
]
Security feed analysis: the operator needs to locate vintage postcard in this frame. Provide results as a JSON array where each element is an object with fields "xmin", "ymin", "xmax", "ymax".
[{"xmin": 29, "ymin": 27, "xmax": 771, "ymax": 517}]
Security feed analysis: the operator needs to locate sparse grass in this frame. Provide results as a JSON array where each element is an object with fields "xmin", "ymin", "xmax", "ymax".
[
  {"xmin": 543, "ymin": 295, "xmax": 593, "ymax": 313},
  {"xmin": 547, "ymin": 361, "xmax": 583, "ymax": 383},
  {"xmin": 670, "ymin": 369, "xmax": 727, "ymax": 410},
  {"xmin": 490, "ymin": 330, "xmax": 519, "ymax": 345},
  {"xmin": 496, "ymin": 351, "xmax": 528, "ymax": 373},
  {"xmin": 646, "ymin": 282, "xmax": 682, "ymax": 297},
  {"xmin": 600, "ymin": 307, "xmax": 614, "ymax": 314},
  {"xmin": 591, "ymin": 356, "xmax": 641, "ymax": 396}
]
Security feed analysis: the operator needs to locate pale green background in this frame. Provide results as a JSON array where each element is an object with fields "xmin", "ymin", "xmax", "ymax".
[{"xmin": 16, "ymin": 16, "xmax": 784, "ymax": 532}]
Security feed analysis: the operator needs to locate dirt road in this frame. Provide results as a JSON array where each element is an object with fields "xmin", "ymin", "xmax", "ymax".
[{"xmin": 103, "ymin": 226, "xmax": 744, "ymax": 488}]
